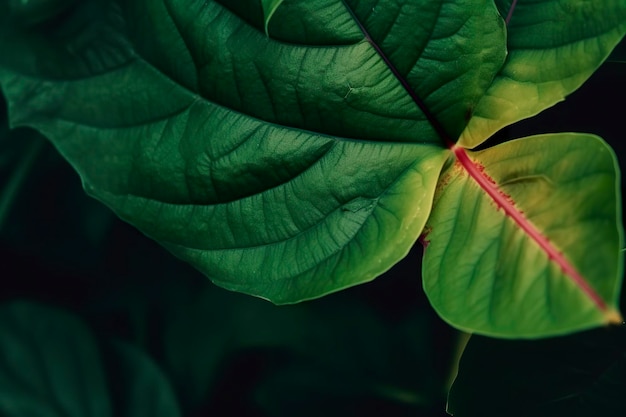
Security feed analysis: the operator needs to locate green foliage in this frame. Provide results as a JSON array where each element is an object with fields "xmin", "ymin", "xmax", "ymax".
[
  {"xmin": 0, "ymin": 301, "xmax": 181, "ymax": 417},
  {"xmin": 1, "ymin": 1, "xmax": 626, "ymax": 414},
  {"xmin": 424, "ymin": 134, "xmax": 622, "ymax": 337},
  {"xmin": 1, "ymin": 0, "xmax": 624, "ymax": 338},
  {"xmin": 460, "ymin": 0, "xmax": 626, "ymax": 147}
]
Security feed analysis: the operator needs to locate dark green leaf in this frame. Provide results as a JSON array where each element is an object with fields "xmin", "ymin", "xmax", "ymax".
[
  {"xmin": 106, "ymin": 341, "xmax": 182, "ymax": 417},
  {"xmin": 0, "ymin": 301, "xmax": 181, "ymax": 417},
  {"xmin": 0, "ymin": 301, "xmax": 110, "ymax": 416}
]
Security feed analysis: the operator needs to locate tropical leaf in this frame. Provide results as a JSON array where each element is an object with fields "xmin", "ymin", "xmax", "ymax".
[
  {"xmin": 459, "ymin": 0, "xmax": 626, "ymax": 147},
  {"xmin": 0, "ymin": 0, "xmax": 501, "ymax": 302},
  {"xmin": 423, "ymin": 134, "xmax": 623, "ymax": 336},
  {"xmin": 0, "ymin": 0, "xmax": 624, "ymax": 336}
]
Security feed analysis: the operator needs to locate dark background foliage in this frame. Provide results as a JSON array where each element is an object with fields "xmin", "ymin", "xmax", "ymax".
[{"xmin": 0, "ymin": 42, "xmax": 624, "ymax": 417}]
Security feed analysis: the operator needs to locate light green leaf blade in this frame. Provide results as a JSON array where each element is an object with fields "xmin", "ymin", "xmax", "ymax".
[
  {"xmin": 0, "ymin": 0, "xmax": 504, "ymax": 303},
  {"xmin": 459, "ymin": 0, "xmax": 626, "ymax": 148},
  {"xmin": 423, "ymin": 134, "xmax": 623, "ymax": 337}
]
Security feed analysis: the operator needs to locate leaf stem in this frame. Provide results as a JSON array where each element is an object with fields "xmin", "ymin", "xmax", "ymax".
[
  {"xmin": 445, "ymin": 331, "xmax": 471, "ymax": 391},
  {"xmin": 505, "ymin": 0, "xmax": 518, "ymax": 25}
]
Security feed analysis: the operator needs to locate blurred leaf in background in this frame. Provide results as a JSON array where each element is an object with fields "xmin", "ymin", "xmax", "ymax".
[
  {"xmin": 85, "ymin": 233, "xmax": 455, "ymax": 416},
  {"xmin": 0, "ymin": 301, "xmax": 181, "ymax": 417}
]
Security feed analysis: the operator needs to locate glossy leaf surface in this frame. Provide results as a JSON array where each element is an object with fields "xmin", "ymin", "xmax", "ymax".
[
  {"xmin": 459, "ymin": 0, "xmax": 626, "ymax": 147},
  {"xmin": 0, "ymin": 0, "xmax": 500, "ymax": 302},
  {"xmin": 0, "ymin": 0, "xmax": 624, "ymax": 336},
  {"xmin": 423, "ymin": 134, "xmax": 623, "ymax": 336}
]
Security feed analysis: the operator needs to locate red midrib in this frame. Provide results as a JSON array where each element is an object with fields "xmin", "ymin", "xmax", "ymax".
[{"xmin": 452, "ymin": 145, "xmax": 609, "ymax": 312}]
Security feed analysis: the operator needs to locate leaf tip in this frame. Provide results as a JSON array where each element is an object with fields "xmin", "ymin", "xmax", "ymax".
[
  {"xmin": 604, "ymin": 308, "xmax": 624, "ymax": 325},
  {"xmin": 261, "ymin": 0, "xmax": 283, "ymax": 37}
]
